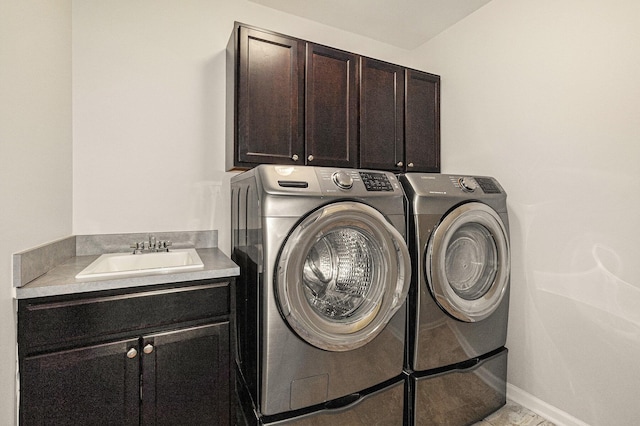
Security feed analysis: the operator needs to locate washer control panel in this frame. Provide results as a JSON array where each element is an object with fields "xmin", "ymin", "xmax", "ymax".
[
  {"xmin": 316, "ymin": 168, "xmax": 400, "ymax": 195},
  {"xmin": 360, "ymin": 172, "xmax": 394, "ymax": 192},
  {"xmin": 262, "ymin": 166, "xmax": 402, "ymax": 196}
]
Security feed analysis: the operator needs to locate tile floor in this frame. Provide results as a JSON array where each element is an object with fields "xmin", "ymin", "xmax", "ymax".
[{"xmin": 474, "ymin": 400, "xmax": 555, "ymax": 426}]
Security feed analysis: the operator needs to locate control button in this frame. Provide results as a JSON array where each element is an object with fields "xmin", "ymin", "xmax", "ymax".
[
  {"xmin": 332, "ymin": 170, "xmax": 354, "ymax": 189},
  {"xmin": 458, "ymin": 177, "xmax": 478, "ymax": 192},
  {"xmin": 360, "ymin": 172, "xmax": 393, "ymax": 191},
  {"xmin": 475, "ymin": 177, "xmax": 501, "ymax": 194}
]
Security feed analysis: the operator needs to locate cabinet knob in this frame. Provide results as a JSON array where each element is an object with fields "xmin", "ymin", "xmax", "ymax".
[
  {"xmin": 126, "ymin": 348, "xmax": 138, "ymax": 359},
  {"xmin": 407, "ymin": 162, "xmax": 414, "ymax": 168},
  {"xmin": 143, "ymin": 344, "xmax": 154, "ymax": 354},
  {"xmin": 396, "ymin": 161, "xmax": 403, "ymax": 167},
  {"xmin": 307, "ymin": 155, "xmax": 314, "ymax": 162},
  {"xmin": 291, "ymin": 154, "xmax": 299, "ymax": 161}
]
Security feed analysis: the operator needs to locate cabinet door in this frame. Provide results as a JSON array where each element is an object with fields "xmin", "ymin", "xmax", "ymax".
[
  {"xmin": 141, "ymin": 322, "xmax": 230, "ymax": 426},
  {"xmin": 236, "ymin": 27, "xmax": 305, "ymax": 167},
  {"xmin": 305, "ymin": 43, "xmax": 357, "ymax": 168},
  {"xmin": 405, "ymin": 69, "xmax": 440, "ymax": 172},
  {"xmin": 359, "ymin": 57, "xmax": 405, "ymax": 171},
  {"xmin": 20, "ymin": 338, "xmax": 140, "ymax": 426}
]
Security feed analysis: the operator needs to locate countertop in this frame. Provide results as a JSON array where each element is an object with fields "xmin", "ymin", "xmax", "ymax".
[{"xmin": 15, "ymin": 247, "xmax": 239, "ymax": 299}]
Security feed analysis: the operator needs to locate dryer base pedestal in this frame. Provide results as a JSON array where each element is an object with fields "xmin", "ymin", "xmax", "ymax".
[{"xmin": 409, "ymin": 347, "xmax": 507, "ymax": 426}]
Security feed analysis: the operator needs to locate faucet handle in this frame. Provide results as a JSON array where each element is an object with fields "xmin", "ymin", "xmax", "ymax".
[
  {"xmin": 130, "ymin": 241, "xmax": 144, "ymax": 253},
  {"xmin": 159, "ymin": 240, "xmax": 172, "ymax": 250}
]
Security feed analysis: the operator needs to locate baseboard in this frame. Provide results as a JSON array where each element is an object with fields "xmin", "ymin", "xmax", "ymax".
[{"xmin": 506, "ymin": 384, "xmax": 590, "ymax": 426}]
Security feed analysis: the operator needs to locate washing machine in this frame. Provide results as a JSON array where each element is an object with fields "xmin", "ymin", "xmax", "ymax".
[
  {"xmin": 399, "ymin": 173, "xmax": 510, "ymax": 425},
  {"xmin": 231, "ymin": 165, "xmax": 411, "ymax": 422}
]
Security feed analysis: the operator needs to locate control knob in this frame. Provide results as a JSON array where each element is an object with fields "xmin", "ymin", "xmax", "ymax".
[
  {"xmin": 458, "ymin": 177, "xmax": 478, "ymax": 192},
  {"xmin": 332, "ymin": 170, "xmax": 353, "ymax": 190}
]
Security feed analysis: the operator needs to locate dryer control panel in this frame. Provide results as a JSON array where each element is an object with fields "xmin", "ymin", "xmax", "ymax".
[{"xmin": 449, "ymin": 176, "xmax": 503, "ymax": 194}]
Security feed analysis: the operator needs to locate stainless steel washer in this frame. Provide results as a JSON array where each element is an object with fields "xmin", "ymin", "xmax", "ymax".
[
  {"xmin": 231, "ymin": 165, "xmax": 411, "ymax": 421},
  {"xmin": 400, "ymin": 173, "xmax": 511, "ymax": 425}
]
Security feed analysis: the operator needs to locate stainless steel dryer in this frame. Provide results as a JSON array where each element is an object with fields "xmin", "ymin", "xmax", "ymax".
[
  {"xmin": 231, "ymin": 165, "xmax": 411, "ymax": 422},
  {"xmin": 400, "ymin": 173, "xmax": 510, "ymax": 425}
]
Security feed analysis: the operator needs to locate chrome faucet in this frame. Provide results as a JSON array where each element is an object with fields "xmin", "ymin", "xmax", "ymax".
[{"xmin": 130, "ymin": 235, "xmax": 172, "ymax": 254}]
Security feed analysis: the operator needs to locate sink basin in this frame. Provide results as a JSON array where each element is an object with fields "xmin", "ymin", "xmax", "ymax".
[{"xmin": 76, "ymin": 248, "xmax": 204, "ymax": 279}]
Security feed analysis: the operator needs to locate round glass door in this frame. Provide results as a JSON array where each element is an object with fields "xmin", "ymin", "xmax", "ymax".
[
  {"xmin": 426, "ymin": 202, "xmax": 510, "ymax": 322},
  {"xmin": 276, "ymin": 202, "xmax": 411, "ymax": 351}
]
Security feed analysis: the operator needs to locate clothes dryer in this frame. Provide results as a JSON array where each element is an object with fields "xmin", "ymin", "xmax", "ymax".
[
  {"xmin": 400, "ymin": 173, "xmax": 511, "ymax": 425},
  {"xmin": 232, "ymin": 165, "xmax": 411, "ymax": 421}
]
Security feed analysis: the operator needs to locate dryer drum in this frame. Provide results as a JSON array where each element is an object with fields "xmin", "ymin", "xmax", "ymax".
[
  {"xmin": 276, "ymin": 202, "xmax": 411, "ymax": 352},
  {"xmin": 426, "ymin": 202, "xmax": 510, "ymax": 323},
  {"xmin": 445, "ymin": 222, "xmax": 498, "ymax": 300}
]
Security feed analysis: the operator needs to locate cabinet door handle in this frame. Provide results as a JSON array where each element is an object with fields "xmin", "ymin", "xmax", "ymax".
[
  {"xmin": 396, "ymin": 161, "xmax": 403, "ymax": 167},
  {"xmin": 127, "ymin": 348, "xmax": 138, "ymax": 359},
  {"xmin": 307, "ymin": 155, "xmax": 314, "ymax": 162},
  {"xmin": 143, "ymin": 344, "xmax": 154, "ymax": 354},
  {"xmin": 407, "ymin": 162, "xmax": 414, "ymax": 168},
  {"xmin": 292, "ymin": 154, "xmax": 299, "ymax": 161}
]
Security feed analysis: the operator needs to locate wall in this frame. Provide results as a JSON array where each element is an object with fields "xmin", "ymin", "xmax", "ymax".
[
  {"xmin": 0, "ymin": 1, "xmax": 73, "ymax": 422},
  {"xmin": 72, "ymin": 0, "xmax": 405, "ymax": 255},
  {"xmin": 415, "ymin": 0, "xmax": 640, "ymax": 424}
]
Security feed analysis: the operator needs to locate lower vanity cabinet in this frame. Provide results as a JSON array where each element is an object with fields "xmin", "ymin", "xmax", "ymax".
[
  {"xmin": 20, "ymin": 336, "xmax": 141, "ymax": 425},
  {"xmin": 18, "ymin": 279, "xmax": 232, "ymax": 426},
  {"xmin": 141, "ymin": 323, "xmax": 229, "ymax": 426}
]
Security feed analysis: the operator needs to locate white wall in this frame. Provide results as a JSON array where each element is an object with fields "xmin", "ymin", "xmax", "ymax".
[
  {"xmin": 415, "ymin": 0, "xmax": 640, "ymax": 424},
  {"xmin": 72, "ymin": 0, "xmax": 405, "ymax": 255},
  {"xmin": 0, "ymin": 0, "xmax": 73, "ymax": 422}
]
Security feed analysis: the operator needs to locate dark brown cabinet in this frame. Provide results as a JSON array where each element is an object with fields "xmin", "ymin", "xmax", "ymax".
[
  {"xmin": 405, "ymin": 69, "xmax": 440, "ymax": 172},
  {"xmin": 21, "ymin": 338, "xmax": 140, "ymax": 425},
  {"xmin": 305, "ymin": 43, "xmax": 358, "ymax": 168},
  {"xmin": 227, "ymin": 24, "xmax": 358, "ymax": 170},
  {"xmin": 226, "ymin": 22, "xmax": 440, "ymax": 173},
  {"xmin": 141, "ymin": 323, "xmax": 229, "ymax": 426},
  {"xmin": 360, "ymin": 60, "xmax": 441, "ymax": 173},
  {"xmin": 18, "ymin": 280, "xmax": 232, "ymax": 425},
  {"xmin": 359, "ymin": 57, "xmax": 405, "ymax": 172},
  {"xmin": 228, "ymin": 26, "xmax": 304, "ymax": 168}
]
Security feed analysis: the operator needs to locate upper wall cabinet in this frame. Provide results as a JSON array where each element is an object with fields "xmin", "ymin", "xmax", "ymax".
[
  {"xmin": 405, "ymin": 69, "xmax": 440, "ymax": 172},
  {"xmin": 359, "ymin": 59, "xmax": 441, "ymax": 173},
  {"xmin": 226, "ymin": 26, "xmax": 304, "ymax": 168},
  {"xmin": 305, "ymin": 43, "xmax": 358, "ymax": 168},
  {"xmin": 226, "ymin": 23, "xmax": 440, "ymax": 172},
  {"xmin": 359, "ymin": 58, "xmax": 405, "ymax": 172}
]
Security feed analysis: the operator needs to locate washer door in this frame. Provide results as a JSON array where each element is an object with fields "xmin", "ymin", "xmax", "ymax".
[
  {"xmin": 426, "ymin": 202, "xmax": 510, "ymax": 322},
  {"xmin": 276, "ymin": 202, "xmax": 411, "ymax": 352}
]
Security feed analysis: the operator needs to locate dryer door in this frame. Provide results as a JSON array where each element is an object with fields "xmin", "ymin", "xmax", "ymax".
[
  {"xmin": 426, "ymin": 202, "xmax": 510, "ymax": 322},
  {"xmin": 276, "ymin": 202, "xmax": 411, "ymax": 352}
]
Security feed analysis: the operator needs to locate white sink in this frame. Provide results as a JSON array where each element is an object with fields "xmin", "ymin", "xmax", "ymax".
[{"xmin": 76, "ymin": 248, "xmax": 204, "ymax": 279}]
